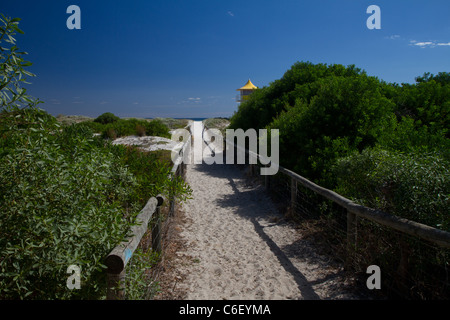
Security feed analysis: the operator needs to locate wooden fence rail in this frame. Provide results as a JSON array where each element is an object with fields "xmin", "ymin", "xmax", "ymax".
[
  {"xmin": 220, "ymin": 135, "xmax": 450, "ymax": 251},
  {"xmin": 105, "ymin": 122, "xmax": 192, "ymax": 300},
  {"xmin": 169, "ymin": 124, "xmax": 191, "ymax": 216},
  {"xmin": 197, "ymin": 123, "xmax": 450, "ymax": 296},
  {"xmin": 105, "ymin": 195, "xmax": 164, "ymax": 300},
  {"xmin": 277, "ymin": 166, "xmax": 450, "ymax": 250}
]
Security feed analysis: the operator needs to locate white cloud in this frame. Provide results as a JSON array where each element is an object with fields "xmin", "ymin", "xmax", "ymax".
[
  {"xmin": 177, "ymin": 97, "xmax": 203, "ymax": 106},
  {"xmin": 386, "ymin": 35, "xmax": 400, "ymax": 40},
  {"xmin": 410, "ymin": 40, "xmax": 450, "ymax": 48},
  {"xmin": 414, "ymin": 41, "xmax": 434, "ymax": 47},
  {"xmin": 227, "ymin": 11, "xmax": 234, "ymax": 17}
]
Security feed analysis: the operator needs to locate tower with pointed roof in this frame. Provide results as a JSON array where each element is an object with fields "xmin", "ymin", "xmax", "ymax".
[{"xmin": 236, "ymin": 79, "xmax": 257, "ymax": 104}]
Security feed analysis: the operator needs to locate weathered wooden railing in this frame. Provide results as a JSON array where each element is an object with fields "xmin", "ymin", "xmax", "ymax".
[
  {"xmin": 105, "ymin": 195, "xmax": 164, "ymax": 300},
  {"xmin": 168, "ymin": 123, "xmax": 192, "ymax": 216},
  {"xmin": 215, "ymin": 131, "xmax": 450, "ymax": 297},
  {"xmin": 105, "ymin": 123, "xmax": 192, "ymax": 300},
  {"xmin": 223, "ymin": 136, "xmax": 450, "ymax": 250}
]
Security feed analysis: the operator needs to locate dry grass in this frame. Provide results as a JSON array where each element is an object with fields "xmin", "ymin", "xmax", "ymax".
[{"xmin": 55, "ymin": 114, "xmax": 94, "ymax": 125}]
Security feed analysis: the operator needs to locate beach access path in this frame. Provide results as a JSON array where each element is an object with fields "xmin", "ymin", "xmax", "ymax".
[{"xmin": 164, "ymin": 121, "xmax": 363, "ymax": 300}]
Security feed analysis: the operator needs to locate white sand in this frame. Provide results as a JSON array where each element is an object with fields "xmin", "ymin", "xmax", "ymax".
[
  {"xmin": 112, "ymin": 133, "xmax": 182, "ymax": 152},
  {"xmin": 172, "ymin": 122, "xmax": 362, "ymax": 300}
]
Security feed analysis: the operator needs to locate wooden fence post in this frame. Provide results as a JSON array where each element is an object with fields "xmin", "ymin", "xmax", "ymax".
[
  {"xmin": 264, "ymin": 165, "xmax": 271, "ymax": 191},
  {"xmin": 290, "ymin": 177, "xmax": 297, "ymax": 212},
  {"xmin": 152, "ymin": 206, "xmax": 162, "ymax": 254},
  {"xmin": 346, "ymin": 210, "xmax": 357, "ymax": 269}
]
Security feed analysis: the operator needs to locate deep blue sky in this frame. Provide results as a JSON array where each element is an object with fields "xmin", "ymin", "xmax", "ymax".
[{"xmin": 2, "ymin": 1, "xmax": 450, "ymax": 118}]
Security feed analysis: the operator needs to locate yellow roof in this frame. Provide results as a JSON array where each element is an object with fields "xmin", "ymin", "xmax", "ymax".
[{"xmin": 237, "ymin": 79, "xmax": 257, "ymax": 91}]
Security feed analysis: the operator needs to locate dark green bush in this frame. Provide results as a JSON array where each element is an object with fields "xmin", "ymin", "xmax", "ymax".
[
  {"xmin": 267, "ymin": 75, "xmax": 395, "ymax": 187},
  {"xmin": 0, "ymin": 15, "xmax": 189, "ymax": 299},
  {"xmin": 333, "ymin": 148, "xmax": 450, "ymax": 231},
  {"xmin": 229, "ymin": 61, "xmax": 366, "ymax": 130},
  {"xmin": 393, "ymin": 73, "xmax": 450, "ymax": 135},
  {"xmin": 377, "ymin": 115, "xmax": 449, "ymax": 160},
  {"xmin": 71, "ymin": 120, "xmax": 105, "ymax": 134},
  {"xmin": 0, "ymin": 108, "xmax": 190, "ymax": 299},
  {"xmin": 94, "ymin": 112, "xmax": 120, "ymax": 125},
  {"xmin": 70, "ymin": 117, "xmax": 171, "ymax": 140},
  {"xmin": 100, "ymin": 118, "xmax": 170, "ymax": 139},
  {"xmin": 0, "ymin": 108, "xmax": 139, "ymax": 299},
  {"xmin": 146, "ymin": 118, "xmax": 170, "ymax": 138}
]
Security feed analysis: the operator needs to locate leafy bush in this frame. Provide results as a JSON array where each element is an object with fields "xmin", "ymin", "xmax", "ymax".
[
  {"xmin": 146, "ymin": 118, "xmax": 171, "ymax": 138},
  {"xmin": 0, "ymin": 14, "xmax": 41, "ymax": 110},
  {"xmin": 0, "ymin": 15, "xmax": 190, "ymax": 299},
  {"xmin": 0, "ymin": 108, "xmax": 191, "ymax": 299},
  {"xmin": 100, "ymin": 118, "xmax": 170, "ymax": 139},
  {"xmin": 229, "ymin": 62, "xmax": 366, "ymax": 130},
  {"xmin": 117, "ymin": 146, "xmax": 189, "ymax": 208},
  {"xmin": 267, "ymin": 74, "xmax": 395, "ymax": 186},
  {"xmin": 393, "ymin": 72, "xmax": 450, "ymax": 134},
  {"xmin": 94, "ymin": 112, "xmax": 120, "ymax": 125},
  {"xmin": 333, "ymin": 148, "xmax": 450, "ymax": 231},
  {"xmin": 377, "ymin": 115, "xmax": 450, "ymax": 159},
  {"xmin": 0, "ymin": 108, "xmax": 139, "ymax": 299},
  {"xmin": 72, "ymin": 120, "xmax": 105, "ymax": 134}
]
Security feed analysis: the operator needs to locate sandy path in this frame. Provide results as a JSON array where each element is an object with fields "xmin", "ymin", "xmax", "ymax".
[{"xmin": 172, "ymin": 121, "xmax": 361, "ymax": 300}]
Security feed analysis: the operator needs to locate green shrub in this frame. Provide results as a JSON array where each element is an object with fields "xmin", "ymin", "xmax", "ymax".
[
  {"xmin": 229, "ymin": 61, "xmax": 365, "ymax": 130},
  {"xmin": 0, "ymin": 15, "xmax": 189, "ymax": 299},
  {"xmin": 136, "ymin": 124, "xmax": 146, "ymax": 137},
  {"xmin": 100, "ymin": 118, "xmax": 170, "ymax": 139},
  {"xmin": 0, "ymin": 109, "xmax": 139, "ymax": 299},
  {"xmin": 71, "ymin": 120, "xmax": 105, "ymax": 134},
  {"xmin": 393, "ymin": 73, "xmax": 450, "ymax": 135},
  {"xmin": 0, "ymin": 108, "xmax": 191, "ymax": 299},
  {"xmin": 267, "ymin": 75, "xmax": 395, "ymax": 187},
  {"xmin": 145, "ymin": 119, "xmax": 170, "ymax": 138},
  {"xmin": 377, "ymin": 116, "xmax": 450, "ymax": 160},
  {"xmin": 0, "ymin": 14, "xmax": 41, "ymax": 111},
  {"xmin": 94, "ymin": 112, "xmax": 120, "ymax": 125},
  {"xmin": 333, "ymin": 148, "xmax": 450, "ymax": 231}
]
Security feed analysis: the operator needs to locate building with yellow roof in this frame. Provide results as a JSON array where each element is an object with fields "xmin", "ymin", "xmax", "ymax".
[{"xmin": 236, "ymin": 79, "xmax": 257, "ymax": 104}]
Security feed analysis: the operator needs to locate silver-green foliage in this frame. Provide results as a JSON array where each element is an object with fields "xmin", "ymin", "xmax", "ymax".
[
  {"xmin": 0, "ymin": 14, "xmax": 40, "ymax": 110},
  {"xmin": 334, "ymin": 148, "xmax": 450, "ymax": 231},
  {"xmin": 0, "ymin": 109, "xmax": 139, "ymax": 299}
]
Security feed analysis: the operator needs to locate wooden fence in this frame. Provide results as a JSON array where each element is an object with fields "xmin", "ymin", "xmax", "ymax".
[
  {"xmin": 105, "ymin": 195, "xmax": 164, "ymax": 299},
  {"xmin": 104, "ymin": 123, "xmax": 192, "ymax": 300},
  {"xmin": 201, "ymin": 125, "xmax": 450, "ymax": 298}
]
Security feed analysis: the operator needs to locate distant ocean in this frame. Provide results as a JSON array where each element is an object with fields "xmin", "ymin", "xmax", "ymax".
[
  {"xmin": 146, "ymin": 117, "xmax": 208, "ymax": 121},
  {"xmin": 176, "ymin": 117, "xmax": 207, "ymax": 121}
]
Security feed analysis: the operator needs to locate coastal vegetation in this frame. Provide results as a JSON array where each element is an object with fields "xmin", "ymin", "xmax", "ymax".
[
  {"xmin": 230, "ymin": 61, "xmax": 449, "ymax": 232},
  {"xmin": 0, "ymin": 15, "xmax": 190, "ymax": 299}
]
